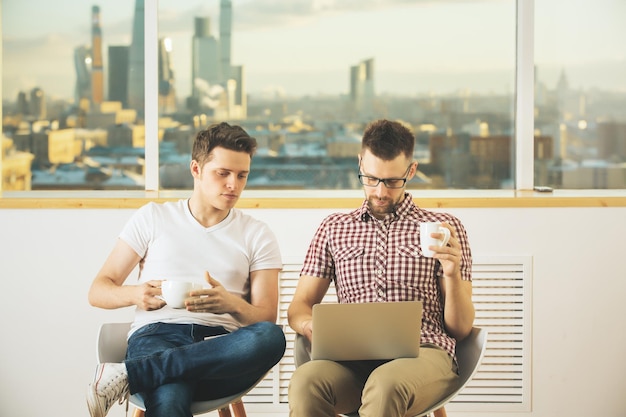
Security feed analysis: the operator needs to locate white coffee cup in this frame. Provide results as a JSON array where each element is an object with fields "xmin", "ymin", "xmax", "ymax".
[
  {"xmin": 161, "ymin": 281, "xmax": 203, "ymax": 309},
  {"xmin": 419, "ymin": 222, "xmax": 451, "ymax": 258}
]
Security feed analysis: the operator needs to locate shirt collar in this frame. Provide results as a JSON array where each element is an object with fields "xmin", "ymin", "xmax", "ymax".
[{"xmin": 394, "ymin": 192, "xmax": 415, "ymax": 218}]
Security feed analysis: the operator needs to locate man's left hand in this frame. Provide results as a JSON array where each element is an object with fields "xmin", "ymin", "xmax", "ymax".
[{"xmin": 185, "ymin": 271, "xmax": 237, "ymax": 314}]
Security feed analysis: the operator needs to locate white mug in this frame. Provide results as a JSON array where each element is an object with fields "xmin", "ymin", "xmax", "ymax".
[
  {"xmin": 161, "ymin": 281, "xmax": 203, "ymax": 309},
  {"xmin": 419, "ymin": 222, "xmax": 451, "ymax": 258}
]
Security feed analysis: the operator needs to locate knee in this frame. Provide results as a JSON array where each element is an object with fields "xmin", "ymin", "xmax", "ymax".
[
  {"xmin": 363, "ymin": 367, "xmax": 411, "ymax": 400},
  {"xmin": 289, "ymin": 362, "xmax": 315, "ymax": 392},
  {"xmin": 257, "ymin": 321, "xmax": 286, "ymax": 347},
  {"xmin": 289, "ymin": 362, "xmax": 324, "ymax": 404},
  {"xmin": 246, "ymin": 322, "xmax": 286, "ymax": 359},
  {"xmin": 146, "ymin": 399, "xmax": 190, "ymax": 417},
  {"xmin": 144, "ymin": 384, "xmax": 193, "ymax": 417}
]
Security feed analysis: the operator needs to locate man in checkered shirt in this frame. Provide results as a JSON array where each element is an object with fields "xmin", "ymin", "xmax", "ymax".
[{"xmin": 288, "ymin": 119, "xmax": 475, "ymax": 417}]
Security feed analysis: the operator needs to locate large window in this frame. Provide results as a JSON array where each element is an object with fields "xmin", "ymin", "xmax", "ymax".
[
  {"xmin": 534, "ymin": 0, "xmax": 626, "ymax": 189},
  {"xmin": 2, "ymin": 0, "xmax": 625, "ymax": 193},
  {"xmin": 1, "ymin": 0, "xmax": 143, "ymax": 191},
  {"xmin": 156, "ymin": 0, "xmax": 516, "ymax": 190}
]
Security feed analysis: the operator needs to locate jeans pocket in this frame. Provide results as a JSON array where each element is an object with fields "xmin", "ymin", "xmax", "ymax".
[
  {"xmin": 126, "ymin": 323, "xmax": 167, "ymax": 360},
  {"xmin": 130, "ymin": 322, "xmax": 162, "ymax": 339}
]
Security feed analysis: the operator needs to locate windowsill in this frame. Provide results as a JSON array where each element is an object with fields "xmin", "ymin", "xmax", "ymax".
[{"xmin": 1, "ymin": 189, "xmax": 625, "ymax": 209}]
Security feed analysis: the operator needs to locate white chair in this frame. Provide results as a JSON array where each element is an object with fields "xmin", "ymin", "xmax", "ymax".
[
  {"xmin": 96, "ymin": 322, "xmax": 266, "ymax": 417},
  {"xmin": 294, "ymin": 326, "xmax": 488, "ymax": 417}
]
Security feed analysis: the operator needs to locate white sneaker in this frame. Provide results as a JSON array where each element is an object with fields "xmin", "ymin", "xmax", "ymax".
[{"xmin": 86, "ymin": 363, "xmax": 129, "ymax": 417}]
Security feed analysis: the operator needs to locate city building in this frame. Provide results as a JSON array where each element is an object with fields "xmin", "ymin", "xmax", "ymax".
[
  {"xmin": 91, "ymin": 5, "xmax": 104, "ymax": 105},
  {"xmin": 127, "ymin": 0, "xmax": 145, "ymax": 117},
  {"xmin": 108, "ymin": 45, "xmax": 130, "ymax": 107},
  {"xmin": 188, "ymin": 0, "xmax": 246, "ymax": 120},
  {"xmin": 1, "ymin": 136, "xmax": 34, "ymax": 190},
  {"xmin": 158, "ymin": 38, "xmax": 177, "ymax": 114},
  {"xmin": 73, "ymin": 45, "xmax": 92, "ymax": 104},
  {"xmin": 350, "ymin": 58, "xmax": 375, "ymax": 120}
]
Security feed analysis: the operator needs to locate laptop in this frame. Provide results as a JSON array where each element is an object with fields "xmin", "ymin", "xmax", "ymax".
[{"xmin": 311, "ymin": 301, "xmax": 423, "ymax": 361}]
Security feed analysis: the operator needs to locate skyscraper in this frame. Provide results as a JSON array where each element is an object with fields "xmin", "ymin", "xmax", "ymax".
[
  {"xmin": 188, "ymin": 0, "xmax": 245, "ymax": 119},
  {"xmin": 16, "ymin": 91, "xmax": 29, "ymax": 116},
  {"xmin": 128, "ymin": 0, "xmax": 145, "ymax": 117},
  {"xmin": 30, "ymin": 88, "xmax": 46, "ymax": 120},
  {"xmin": 219, "ymin": 0, "xmax": 232, "ymax": 82},
  {"xmin": 91, "ymin": 6, "xmax": 104, "ymax": 105},
  {"xmin": 74, "ymin": 45, "xmax": 91, "ymax": 103},
  {"xmin": 350, "ymin": 58, "xmax": 375, "ymax": 119},
  {"xmin": 158, "ymin": 38, "xmax": 177, "ymax": 114},
  {"xmin": 231, "ymin": 65, "xmax": 246, "ymax": 119},
  {"xmin": 190, "ymin": 16, "xmax": 222, "ymax": 115},
  {"xmin": 108, "ymin": 45, "xmax": 129, "ymax": 107},
  {"xmin": 192, "ymin": 17, "xmax": 221, "ymax": 91}
]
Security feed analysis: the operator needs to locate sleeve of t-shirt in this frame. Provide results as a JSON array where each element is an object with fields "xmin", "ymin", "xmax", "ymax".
[
  {"xmin": 249, "ymin": 221, "xmax": 283, "ymax": 272},
  {"xmin": 118, "ymin": 203, "xmax": 155, "ymax": 259}
]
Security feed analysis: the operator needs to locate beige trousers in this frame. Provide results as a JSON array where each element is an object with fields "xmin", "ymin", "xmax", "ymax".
[{"xmin": 288, "ymin": 345, "xmax": 458, "ymax": 417}]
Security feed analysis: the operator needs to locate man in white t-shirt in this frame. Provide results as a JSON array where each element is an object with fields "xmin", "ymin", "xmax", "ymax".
[{"xmin": 86, "ymin": 122, "xmax": 286, "ymax": 417}]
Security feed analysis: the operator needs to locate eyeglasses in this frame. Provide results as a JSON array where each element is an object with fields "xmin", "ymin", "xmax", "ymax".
[{"xmin": 358, "ymin": 162, "xmax": 413, "ymax": 189}]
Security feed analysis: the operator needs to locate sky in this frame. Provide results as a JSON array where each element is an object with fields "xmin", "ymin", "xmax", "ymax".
[{"xmin": 2, "ymin": 0, "xmax": 625, "ymax": 102}]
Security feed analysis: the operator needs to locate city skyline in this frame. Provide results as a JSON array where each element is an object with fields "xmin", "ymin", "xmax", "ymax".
[{"xmin": 2, "ymin": 0, "xmax": 625, "ymax": 102}]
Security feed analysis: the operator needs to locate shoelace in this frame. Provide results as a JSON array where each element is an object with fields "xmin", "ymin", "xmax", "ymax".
[
  {"xmin": 121, "ymin": 391, "xmax": 129, "ymax": 417},
  {"xmin": 96, "ymin": 368, "xmax": 129, "ymax": 415},
  {"xmin": 108, "ymin": 381, "xmax": 129, "ymax": 417}
]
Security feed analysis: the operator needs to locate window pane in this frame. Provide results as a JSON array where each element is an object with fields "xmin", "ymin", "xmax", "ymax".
[
  {"xmin": 157, "ymin": 0, "xmax": 516, "ymax": 190},
  {"xmin": 535, "ymin": 0, "xmax": 626, "ymax": 189},
  {"xmin": 2, "ymin": 0, "xmax": 144, "ymax": 191}
]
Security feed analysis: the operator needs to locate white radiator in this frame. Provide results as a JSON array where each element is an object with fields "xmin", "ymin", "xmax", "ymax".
[{"xmin": 243, "ymin": 255, "xmax": 532, "ymax": 414}]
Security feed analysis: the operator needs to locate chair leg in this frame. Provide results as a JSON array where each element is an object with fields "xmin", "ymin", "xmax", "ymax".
[
  {"xmin": 218, "ymin": 405, "xmax": 233, "ymax": 417},
  {"xmin": 230, "ymin": 400, "xmax": 247, "ymax": 417},
  {"xmin": 133, "ymin": 403, "xmax": 244, "ymax": 417},
  {"xmin": 433, "ymin": 407, "xmax": 447, "ymax": 417}
]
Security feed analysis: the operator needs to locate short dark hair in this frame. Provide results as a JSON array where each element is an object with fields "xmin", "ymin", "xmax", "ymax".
[
  {"xmin": 192, "ymin": 122, "xmax": 257, "ymax": 166},
  {"xmin": 361, "ymin": 119, "xmax": 415, "ymax": 160}
]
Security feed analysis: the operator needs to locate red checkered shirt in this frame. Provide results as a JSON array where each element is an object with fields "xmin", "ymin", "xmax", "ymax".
[{"xmin": 300, "ymin": 193, "xmax": 473, "ymax": 359}]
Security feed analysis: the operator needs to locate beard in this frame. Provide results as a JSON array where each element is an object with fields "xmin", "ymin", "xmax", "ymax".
[{"xmin": 366, "ymin": 195, "xmax": 400, "ymax": 219}]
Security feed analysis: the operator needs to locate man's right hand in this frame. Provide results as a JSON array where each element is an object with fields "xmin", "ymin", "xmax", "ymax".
[
  {"xmin": 301, "ymin": 319, "xmax": 313, "ymax": 342},
  {"xmin": 137, "ymin": 280, "xmax": 166, "ymax": 310}
]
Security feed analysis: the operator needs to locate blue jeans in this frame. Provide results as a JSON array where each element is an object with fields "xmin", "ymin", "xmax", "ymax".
[{"xmin": 125, "ymin": 321, "xmax": 286, "ymax": 417}]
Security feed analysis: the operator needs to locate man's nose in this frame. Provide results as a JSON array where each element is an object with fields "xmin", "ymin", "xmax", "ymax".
[
  {"xmin": 226, "ymin": 175, "xmax": 237, "ymax": 189},
  {"xmin": 374, "ymin": 181, "xmax": 389, "ymax": 197}
]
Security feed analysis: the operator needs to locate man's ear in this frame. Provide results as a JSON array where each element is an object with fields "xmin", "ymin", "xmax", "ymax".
[
  {"xmin": 190, "ymin": 159, "xmax": 201, "ymax": 178},
  {"xmin": 408, "ymin": 161, "xmax": 418, "ymax": 179}
]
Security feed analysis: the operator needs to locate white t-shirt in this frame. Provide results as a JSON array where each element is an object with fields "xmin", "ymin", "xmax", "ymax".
[{"xmin": 119, "ymin": 199, "xmax": 282, "ymax": 335}]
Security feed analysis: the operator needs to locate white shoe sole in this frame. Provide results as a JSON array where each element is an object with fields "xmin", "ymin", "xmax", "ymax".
[{"xmin": 86, "ymin": 383, "xmax": 106, "ymax": 417}]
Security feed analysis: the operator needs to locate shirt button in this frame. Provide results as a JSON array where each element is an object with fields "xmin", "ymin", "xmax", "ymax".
[{"xmin": 377, "ymin": 269, "xmax": 383, "ymax": 276}]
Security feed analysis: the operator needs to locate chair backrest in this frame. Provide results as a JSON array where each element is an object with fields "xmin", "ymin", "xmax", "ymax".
[
  {"xmin": 294, "ymin": 331, "xmax": 312, "ymax": 368},
  {"xmin": 97, "ymin": 322, "xmax": 131, "ymax": 363},
  {"xmin": 455, "ymin": 326, "xmax": 488, "ymax": 385},
  {"xmin": 417, "ymin": 327, "xmax": 488, "ymax": 416},
  {"xmin": 294, "ymin": 327, "xmax": 488, "ymax": 417}
]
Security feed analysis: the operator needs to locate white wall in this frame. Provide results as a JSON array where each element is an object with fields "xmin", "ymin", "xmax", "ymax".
[{"xmin": 1, "ymin": 205, "xmax": 625, "ymax": 417}]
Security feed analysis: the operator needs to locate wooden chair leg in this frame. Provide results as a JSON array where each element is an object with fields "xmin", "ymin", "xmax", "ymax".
[
  {"xmin": 134, "ymin": 400, "xmax": 246, "ymax": 417},
  {"xmin": 230, "ymin": 399, "xmax": 247, "ymax": 417},
  {"xmin": 433, "ymin": 407, "xmax": 447, "ymax": 417},
  {"xmin": 218, "ymin": 405, "xmax": 233, "ymax": 417}
]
